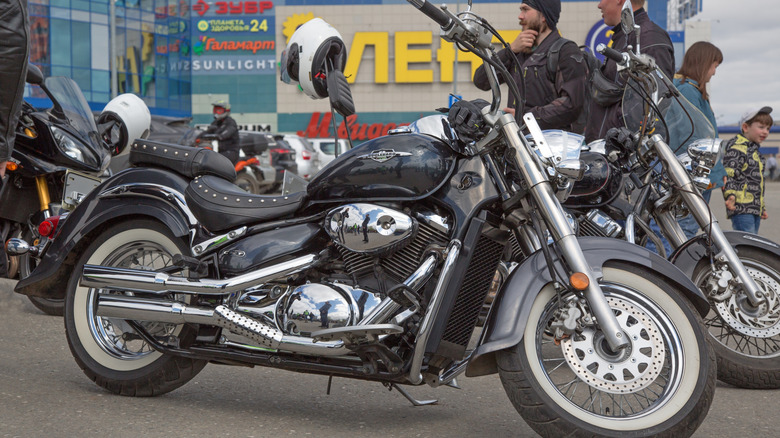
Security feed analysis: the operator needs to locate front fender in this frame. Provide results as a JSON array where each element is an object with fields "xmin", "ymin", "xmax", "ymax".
[
  {"xmin": 14, "ymin": 168, "xmax": 194, "ymax": 299},
  {"xmin": 670, "ymin": 231, "xmax": 780, "ymax": 277},
  {"xmin": 465, "ymin": 236, "xmax": 707, "ymax": 377}
]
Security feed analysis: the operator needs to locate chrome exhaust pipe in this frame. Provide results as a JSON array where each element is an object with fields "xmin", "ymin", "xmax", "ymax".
[
  {"xmin": 81, "ymin": 254, "xmax": 317, "ymax": 296},
  {"xmin": 96, "ymin": 294, "xmax": 348, "ymax": 356}
]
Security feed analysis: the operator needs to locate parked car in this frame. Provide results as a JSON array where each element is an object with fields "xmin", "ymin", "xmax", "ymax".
[
  {"xmin": 307, "ymin": 137, "xmax": 351, "ymax": 167},
  {"xmin": 278, "ymin": 134, "xmax": 320, "ymax": 179},
  {"xmin": 268, "ymin": 137, "xmax": 298, "ymax": 188}
]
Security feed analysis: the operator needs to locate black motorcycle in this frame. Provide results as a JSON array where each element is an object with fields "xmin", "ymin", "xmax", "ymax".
[
  {"xmin": 4, "ymin": 65, "xmax": 150, "ymax": 315},
  {"xmin": 558, "ymin": 11, "xmax": 780, "ymax": 390},
  {"xmin": 11, "ymin": 2, "xmax": 716, "ymax": 436},
  {"xmin": 2, "ymin": 65, "xmax": 111, "ymax": 315}
]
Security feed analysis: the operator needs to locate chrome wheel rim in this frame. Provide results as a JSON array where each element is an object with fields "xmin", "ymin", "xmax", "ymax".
[
  {"xmin": 698, "ymin": 260, "xmax": 780, "ymax": 358},
  {"xmin": 536, "ymin": 286, "xmax": 683, "ymax": 418},
  {"xmin": 86, "ymin": 241, "xmax": 181, "ymax": 361}
]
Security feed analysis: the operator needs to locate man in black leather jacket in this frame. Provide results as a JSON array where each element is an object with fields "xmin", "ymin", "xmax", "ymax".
[
  {"xmin": 585, "ymin": 0, "xmax": 674, "ymax": 143},
  {"xmin": 0, "ymin": 0, "xmax": 29, "ymax": 179},
  {"xmin": 472, "ymin": 0, "xmax": 587, "ymax": 132},
  {"xmin": 199, "ymin": 100, "xmax": 241, "ymax": 165}
]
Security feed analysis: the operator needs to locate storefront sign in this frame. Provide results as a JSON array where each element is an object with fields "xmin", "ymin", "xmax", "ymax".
[
  {"xmin": 170, "ymin": 55, "xmax": 276, "ymax": 75},
  {"xmin": 193, "ymin": 0, "xmax": 274, "ymax": 16},
  {"xmin": 193, "ymin": 36, "xmax": 274, "ymax": 54},
  {"xmin": 196, "ymin": 17, "xmax": 271, "ymax": 33},
  {"xmin": 299, "ymin": 112, "xmax": 408, "ymax": 140}
]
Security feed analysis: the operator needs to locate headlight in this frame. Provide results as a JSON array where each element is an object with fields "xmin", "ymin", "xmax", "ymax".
[
  {"xmin": 51, "ymin": 126, "xmax": 99, "ymax": 167},
  {"xmin": 687, "ymin": 138, "xmax": 723, "ymax": 170}
]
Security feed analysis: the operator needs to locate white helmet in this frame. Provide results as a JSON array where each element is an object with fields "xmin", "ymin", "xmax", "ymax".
[
  {"xmin": 98, "ymin": 93, "xmax": 151, "ymax": 156},
  {"xmin": 280, "ymin": 18, "xmax": 347, "ymax": 100}
]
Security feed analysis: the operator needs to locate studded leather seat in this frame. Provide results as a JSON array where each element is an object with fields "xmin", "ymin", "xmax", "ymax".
[
  {"xmin": 129, "ymin": 140, "xmax": 237, "ymax": 181},
  {"xmin": 185, "ymin": 175, "xmax": 305, "ymax": 232}
]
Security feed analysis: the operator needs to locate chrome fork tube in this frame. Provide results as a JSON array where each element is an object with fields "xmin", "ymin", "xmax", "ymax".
[
  {"xmin": 654, "ymin": 210, "xmax": 688, "ymax": 249},
  {"xmin": 409, "ymin": 240, "xmax": 461, "ymax": 385},
  {"xmin": 501, "ymin": 116, "xmax": 629, "ymax": 350},
  {"xmin": 650, "ymin": 134, "xmax": 765, "ymax": 306}
]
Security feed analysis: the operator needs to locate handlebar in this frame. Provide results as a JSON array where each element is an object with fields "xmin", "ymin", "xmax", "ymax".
[
  {"xmin": 597, "ymin": 44, "xmax": 628, "ymax": 65},
  {"xmin": 406, "ymin": 0, "xmax": 452, "ymax": 29}
]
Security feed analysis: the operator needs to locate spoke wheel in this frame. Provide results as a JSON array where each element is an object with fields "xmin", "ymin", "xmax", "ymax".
[
  {"xmin": 64, "ymin": 219, "xmax": 206, "ymax": 396},
  {"xmin": 497, "ymin": 264, "xmax": 715, "ymax": 437},
  {"xmin": 693, "ymin": 246, "xmax": 780, "ymax": 388}
]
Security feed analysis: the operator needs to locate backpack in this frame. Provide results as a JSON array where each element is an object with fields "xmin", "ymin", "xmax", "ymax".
[{"xmin": 546, "ymin": 39, "xmax": 602, "ymax": 134}]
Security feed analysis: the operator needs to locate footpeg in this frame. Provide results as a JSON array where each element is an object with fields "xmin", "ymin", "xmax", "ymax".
[
  {"xmin": 311, "ymin": 324, "xmax": 403, "ymax": 345},
  {"xmin": 172, "ymin": 254, "xmax": 208, "ymax": 278}
]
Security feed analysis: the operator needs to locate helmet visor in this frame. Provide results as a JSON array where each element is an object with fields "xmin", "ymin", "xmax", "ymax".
[
  {"xmin": 280, "ymin": 43, "xmax": 299, "ymax": 84},
  {"xmin": 213, "ymin": 106, "xmax": 226, "ymax": 115}
]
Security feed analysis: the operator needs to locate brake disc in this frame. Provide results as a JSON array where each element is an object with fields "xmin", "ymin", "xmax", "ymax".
[{"xmin": 560, "ymin": 296, "xmax": 666, "ymax": 394}]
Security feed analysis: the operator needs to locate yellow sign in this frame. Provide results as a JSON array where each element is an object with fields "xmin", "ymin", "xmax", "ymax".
[{"xmin": 344, "ymin": 30, "xmax": 520, "ymax": 84}]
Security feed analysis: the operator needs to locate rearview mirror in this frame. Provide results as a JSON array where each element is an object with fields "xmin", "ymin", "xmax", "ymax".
[{"xmin": 620, "ymin": 0, "xmax": 635, "ymax": 36}]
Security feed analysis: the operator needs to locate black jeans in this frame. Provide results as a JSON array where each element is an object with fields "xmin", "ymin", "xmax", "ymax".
[{"xmin": 0, "ymin": 0, "xmax": 29, "ymax": 161}]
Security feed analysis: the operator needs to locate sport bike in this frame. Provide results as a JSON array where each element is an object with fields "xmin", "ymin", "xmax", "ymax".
[{"xmin": 3, "ymin": 64, "xmax": 149, "ymax": 315}]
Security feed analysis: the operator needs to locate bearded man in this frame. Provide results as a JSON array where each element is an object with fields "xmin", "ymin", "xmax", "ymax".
[{"xmin": 472, "ymin": 0, "xmax": 587, "ymax": 132}]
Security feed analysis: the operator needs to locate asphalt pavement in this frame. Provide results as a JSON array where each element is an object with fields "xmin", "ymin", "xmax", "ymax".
[{"xmin": 2, "ymin": 183, "xmax": 780, "ymax": 437}]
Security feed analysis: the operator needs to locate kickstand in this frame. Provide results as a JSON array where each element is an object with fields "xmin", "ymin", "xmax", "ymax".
[{"xmin": 387, "ymin": 383, "xmax": 438, "ymax": 406}]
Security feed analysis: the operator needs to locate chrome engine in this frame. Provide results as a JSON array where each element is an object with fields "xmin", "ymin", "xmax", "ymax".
[
  {"xmin": 230, "ymin": 205, "xmax": 451, "ymax": 339},
  {"xmin": 325, "ymin": 203, "xmax": 416, "ymax": 255}
]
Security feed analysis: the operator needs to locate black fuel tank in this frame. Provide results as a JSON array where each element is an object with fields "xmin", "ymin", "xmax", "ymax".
[
  {"xmin": 217, "ymin": 224, "xmax": 328, "ymax": 276},
  {"xmin": 306, "ymin": 133, "xmax": 457, "ymax": 202},
  {"xmin": 565, "ymin": 151, "xmax": 623, "ymax": 206}
]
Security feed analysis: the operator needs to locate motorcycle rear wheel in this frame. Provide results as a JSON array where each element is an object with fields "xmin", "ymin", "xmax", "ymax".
[
  {"xmin": 497, "ymin": 264, "xmax": 715, "ymax": 437},
  {"xmin": 64, "ymin": 219, "xmax": 207, "ymax": 396},
  {"xmin": 235, "ymin": 170, "xmax": 260, "ymax": 194},
  {"xmin": 693, "ymin": 246, "xmax": 780, "ymax": 389}
]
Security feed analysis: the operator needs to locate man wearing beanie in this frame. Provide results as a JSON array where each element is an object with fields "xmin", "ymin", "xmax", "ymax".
[
  {"xmin": 584, "ymin": 0, "xmax": 674, "ymax": 142},
  {"xmin": 472, "ymin": 0, "xmax": 587, "ymax": 133}
]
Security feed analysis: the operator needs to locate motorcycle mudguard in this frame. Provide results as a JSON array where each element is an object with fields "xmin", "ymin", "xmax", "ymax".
[
  {"xmin": 14, "ymin": 168, "xmax": 194, "ymax": 299},
  {"xmin": 465, "ymin": 236, "xmax": 707, "ymax": 377},
  {"xmin": 670, "ymin": 231, "xmax": 780, "ymax": 277}
]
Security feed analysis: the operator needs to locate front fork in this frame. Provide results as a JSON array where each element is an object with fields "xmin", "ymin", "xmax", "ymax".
[
  {"xmin": 649, "ymin": 134, "xmax": 766, "ymax": 306},
  {"xmin": 499, "ymin": 114, "xmax": 629, "ymax": 350}
]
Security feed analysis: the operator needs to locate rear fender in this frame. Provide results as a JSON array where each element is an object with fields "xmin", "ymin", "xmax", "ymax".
[
  {"xmin": 465, "ymin": 236, "xmax": 707, "ymax": 377},
  {"xmin": 670, "ymin": 231, "xmax": 780, "ymax": 277},
  {"xmin": 14, "ymin": 168, "xmax": 194, "ymax": 299}
]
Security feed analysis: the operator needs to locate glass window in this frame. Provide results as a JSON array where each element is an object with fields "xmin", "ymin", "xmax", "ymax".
[
  {"xmin": 72, "ymin": 21, "xmax": 91, "ymax": 68},
  {"xmin": 50, "ymin": 18, "xmax": 71, "ymax": 67}
]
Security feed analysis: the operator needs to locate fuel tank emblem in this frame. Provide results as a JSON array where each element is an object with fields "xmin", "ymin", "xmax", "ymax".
[{"xmin": 357, "ymin": 149, "xmax": 412, "ymax": 163}]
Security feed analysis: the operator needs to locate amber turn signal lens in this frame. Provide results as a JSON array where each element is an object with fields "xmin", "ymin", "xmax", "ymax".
[
  {"xmin": 6, "ymin": 162, "xmax": 18, "ymax": 171},
  {"xmin": 570, "ymin": 272, "xmax": 590, "ymax": 291}
]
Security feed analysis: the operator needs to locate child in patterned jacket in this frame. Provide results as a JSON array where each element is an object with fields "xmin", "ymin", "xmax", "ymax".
[{"xmin": 723, "ymin": 106, "xmax": 773, "ymax": 233}]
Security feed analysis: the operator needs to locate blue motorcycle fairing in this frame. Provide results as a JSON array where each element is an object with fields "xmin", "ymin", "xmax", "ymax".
[{"xmin": 465, "ymin": 236, "xmax": 707, "ymax": 377}]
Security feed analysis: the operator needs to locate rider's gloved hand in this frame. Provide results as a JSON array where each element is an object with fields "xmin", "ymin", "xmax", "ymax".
[
  {"xmin": 604, "ymin": 127, "xmax": 635, "ymax": 161},
  {"xmin": 446, "ymin": 99, "xmax": 489, "ymax": 144}
]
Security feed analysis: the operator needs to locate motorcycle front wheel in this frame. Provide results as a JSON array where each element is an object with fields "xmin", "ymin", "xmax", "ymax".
[
  {"xmin": 497, "ymin": 263, "xmax": 715, "ymax": 437},
  {"xmin": 64, "ymin": 219, "xmax": 207, "ymax": 396},
  {"xmin": 693, "ymin": 246, "xmax": 780, "ymax": 389}
]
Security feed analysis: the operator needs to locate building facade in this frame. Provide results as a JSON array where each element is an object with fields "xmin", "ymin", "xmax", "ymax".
[{"xmin": 25, "ymin": 0, "xmax": 684, "ymax": 140}]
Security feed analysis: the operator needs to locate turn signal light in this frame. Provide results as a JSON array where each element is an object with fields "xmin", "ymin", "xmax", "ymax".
[
  {"xmin": 301, "ymin": 150, "xmax": 312, "ymax": 160},
  {"xmin": 570, "ymin": 272, "xmax": 590, "ymax": 291},
  {"xmin": 6, "ymin": 162, "xmax": 18, "ymax": 171},
  {"xmin": 38, "ymin": 216, "xmax": 62, "ymax": 238}
]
